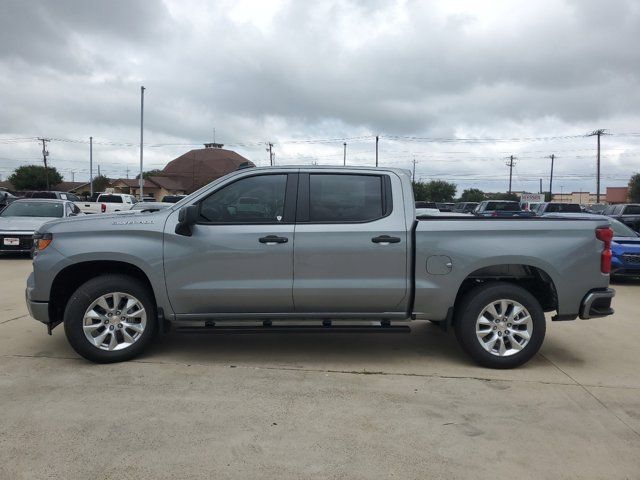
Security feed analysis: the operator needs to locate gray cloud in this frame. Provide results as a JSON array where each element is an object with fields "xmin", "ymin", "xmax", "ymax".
[{"xmin": 1, "ymin": 0, "xmax": 639, "ymax": 194}]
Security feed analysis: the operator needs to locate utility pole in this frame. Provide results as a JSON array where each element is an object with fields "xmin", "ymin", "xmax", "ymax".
[
  {"xmin": 539, "ymin": 178, "xmax": 542, "ymax": 194},
  {"xmin": 139, "ymin": 86, "xmax": 145, "ymax": 199},
  {"xmin": 126, "ymin": 166, "xmax": 130, "ymax": 179},
  {"xmin": 266, "ymin": 142, "xmax": 274, "ymax": 166},
  {"xmin": 587, "ymin": 129, "xmax": 606, "ymax": 203},
  {"xmin": 375, "ymin": 135, "xmax": 379, "ymax": 167},
  {"xmin": 71, "ymin": 171, "xmax": 75, "ymax": 182},
  {"xmin": 548, "ymin": 154, "xmax": 555, "ymax": 199},
  {"xmin": 412, "ymin": 156, "xmax": 417, "ymax": 183},
  {"xmin": 38, "ymin": 138, "xmax": 50, "ymax": 189},
  {"xmin": 505, "ymin": 155, "xmax": 517, "ymax": 193},
  {"xmin": 89, "ymin": 136, "xmax": 93, "ymax": 197},
  {"xmin": 343, "ymin": 142, "xmax": 347, "ymax": 166}
]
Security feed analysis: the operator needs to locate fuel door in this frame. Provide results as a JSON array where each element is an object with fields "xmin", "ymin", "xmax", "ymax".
[{"xmin": 426, "ymin": 255, "xmax": 453, "ymax": 275}]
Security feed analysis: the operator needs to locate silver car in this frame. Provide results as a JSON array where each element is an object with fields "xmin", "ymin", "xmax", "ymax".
[{"xmin": 0, "ymin": 199, "xmax": 82, "ymax": 254}]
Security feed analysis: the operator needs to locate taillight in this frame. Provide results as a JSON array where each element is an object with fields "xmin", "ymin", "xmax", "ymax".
[
  {"xmin": 596, "ymin": 227, "xmax": 613, "ymax": 274},
  {"xmin": 101, "ymin": 203, "xmax": 106, "ymax": 213}
]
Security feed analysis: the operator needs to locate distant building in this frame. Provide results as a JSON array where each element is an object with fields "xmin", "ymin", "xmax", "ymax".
[
  {"xmin": 551, "ymin": 191, "xmax": 603, "ymax": 204},
  {"xmin": 111, "ymin": 143, "xmax": 254, "ymax": 199},
  {"xmin": 605, "ymin": 186, "xmax": 630, "ymax": 204}
]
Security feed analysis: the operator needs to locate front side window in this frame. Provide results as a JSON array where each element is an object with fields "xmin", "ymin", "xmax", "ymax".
[
  {"xmin": 199, "ymin": 174, "xmax": 287, "ymax": 223},
  {"xmin": 309, "ymin": 174, "xmax": 384, "ymax": 222}
]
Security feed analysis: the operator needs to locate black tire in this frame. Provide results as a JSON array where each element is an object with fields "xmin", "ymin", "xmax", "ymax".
[
  {"xmin": 63, "ymin": 274, "xmax": 157, "ymax": 363},
  {"xmin": 454, "ymin": 282, "xmax": 546, "ymax": 369}
]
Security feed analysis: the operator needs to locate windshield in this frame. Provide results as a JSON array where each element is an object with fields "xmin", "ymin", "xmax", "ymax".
[
  {"xmin": 0, "ymin": 201, "xmax": 64, "ymax": 218},
  {"xmin": 610, "ymin": 219, "xmax": 638, "ymax": 237}
]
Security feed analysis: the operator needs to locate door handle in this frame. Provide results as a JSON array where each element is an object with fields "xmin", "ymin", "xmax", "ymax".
[
  {"xmin": 371, "ymin": 235, "xmax": 401, "ymax": 244},
  {"xmin": 259, "ymin": 235, "xmax": 288, "ymax": 244}
]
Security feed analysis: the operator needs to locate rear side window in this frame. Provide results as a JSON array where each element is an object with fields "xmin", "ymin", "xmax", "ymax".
[
  {"xmin": 98, "ymin": 195, "xmax": 123, "ymax": 203},
  {"xmin": 416, "ymin": 201, "xmax": 436, "ymax": 209},
  {"xmin": 545, "ymin": 203, "xmax": 581, "ymax": 213},
  {"xmin": 308, "ymin": 174, "xmax": 385, "ymax": 222},
  {"xmin": 623, "ymin": 205, "xmax": 640, "ymax": 215}
]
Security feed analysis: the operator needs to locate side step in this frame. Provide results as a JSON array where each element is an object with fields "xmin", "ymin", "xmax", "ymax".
[{"xmin": 176, "ymin": 323, "xmax": 411, "ymax": 334}]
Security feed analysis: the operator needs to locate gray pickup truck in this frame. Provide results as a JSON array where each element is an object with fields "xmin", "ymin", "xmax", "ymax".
[{"xmin": 26, "ymin": 166, "xmax": 615, "ymax": 368}]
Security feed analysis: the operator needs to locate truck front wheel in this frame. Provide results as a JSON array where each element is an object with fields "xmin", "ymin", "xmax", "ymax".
[
  {"xmin": 454, "ymin": 282, "xmax": 546, "ymax": 369},
  {"xmin": 63, "ymin": 274, "xmax": 157, "ymax": 363}
]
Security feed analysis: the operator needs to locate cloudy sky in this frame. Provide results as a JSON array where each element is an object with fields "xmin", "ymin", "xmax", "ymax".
[{"xmin": 1, "ymin": 0, "xmax": 639, "ymax": 195}]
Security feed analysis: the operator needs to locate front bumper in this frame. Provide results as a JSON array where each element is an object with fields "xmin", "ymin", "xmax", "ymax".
[
  {"xmin": 26, "ymin": 272, "xmax": 49, "ymax": 324},
  {"xmin": 579, "ymin": 288, "xmax": 615, "ymax": 319},
  {"xmin": 0, "ymin": 232, "xmax": 34, "ymax": 253}
]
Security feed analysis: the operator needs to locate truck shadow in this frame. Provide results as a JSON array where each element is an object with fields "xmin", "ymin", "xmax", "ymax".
[{"xmin": 146, "ymin": 321, "xmax": 470, "ymax": 367}]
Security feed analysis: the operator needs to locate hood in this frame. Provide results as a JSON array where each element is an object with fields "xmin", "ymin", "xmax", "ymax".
[
  {"xmin": 38, "ymin": 208, "xmax": 173, "ymax": 234},
  {"xmin": 0, "ymin": 216, "xmax": 57, "ymax": 232}
]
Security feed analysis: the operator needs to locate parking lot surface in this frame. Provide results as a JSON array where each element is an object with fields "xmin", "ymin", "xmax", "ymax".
[{"xmin": 1, "ymin": 256, "xmax": 639, "ymax": 479}]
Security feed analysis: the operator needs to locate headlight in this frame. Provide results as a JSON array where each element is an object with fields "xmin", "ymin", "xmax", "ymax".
[{"xmin": 33, "ymin": 232, "xmax": 53, "ymax": 253}]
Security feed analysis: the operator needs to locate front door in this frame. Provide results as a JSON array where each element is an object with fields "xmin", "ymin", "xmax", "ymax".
[
  {"xmin": 164, "ymin": 172, "xmax": 297, "ymax": 315},
  {"xmin": 293, "ymin": 172, "xmax": 409, "ymax": 313}
]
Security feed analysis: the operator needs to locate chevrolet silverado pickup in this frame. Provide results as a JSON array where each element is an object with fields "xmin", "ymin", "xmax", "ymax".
[{"xmin": 26, "ymin": 166, "xmax": 615, "ymax": 368}]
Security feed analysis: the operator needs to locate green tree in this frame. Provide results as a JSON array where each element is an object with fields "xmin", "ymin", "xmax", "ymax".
[
  {"xmin": 629, "ymin": 173, "xmax": 640, "ymax": 202},
  {"xmin": 412, "ymin": 180, "xmax": 457, "ymax": 202},
  {"xmin": 8, "ymin": 165, "xmax": 63, "ymax": 191},
  {"xmin": 460, "ymin": 188, "xmax": 486, "ymax": 202},
  {"xmin": 412, "ymin": 181, "xmax": 429, "ymax": 201},
  {"xmin": 425, "ymin": 180, "xmax": 457, "ymax": 202},
  {"xmin": 486, "ymin": 192, "xmax": 520, "ymax": 201},
  {"xmin": 136, "ymin": 169, "xmax": 164, "ymax": 180},
  {"xmin": 91, "ymin": 175, "xmax": 111, "ymax": 193}
]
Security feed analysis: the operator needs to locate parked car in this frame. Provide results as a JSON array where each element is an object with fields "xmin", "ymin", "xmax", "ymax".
[
  {"xmin": 415, "ymin": 201, "xmax": 440, "ymax": 216},
  {"xmin": 453, "ymin": 202, "xmax": 478, "ymax": 213},
  {"xmin": 473, "ymin": 200, "xmax": 526, "ymax": 217},
  {"xmin": 545, "ymin": 213, "xmax": 640, "ymax": 278},
  {"xmin": 26, "ymin": 166, "xmax": 614, "ymax": 368},
  {"xmin": 603, "ymin": 204, "xmax": 640, "ymax": 232},
  {"xmin": 534, "ymin": 202, "xmax": 583, "ymax": 215},
  {"xmin": 0, "ymin": 190, "xmax": 18, "ymax": 211},
  {"xmin": 162, "ymin": 195, "xmax": 187, "ymax": 203},
  {"xmin": 115, "ymin": 202, "xmax": 171, "ymax": 214},
  {"xmin": 76, "ymin": 193, "xmax": 137, "ymax": 214},
  {"xmin": 436, "ymin": 202, "xmax": 456, "ymax": 212},
  {"xmin": 30, "ymin": 191, "xmax": 82, "ymax": 201},
  {"xmin": 0, "ymin": 199, "xmax": 82, "ymax": 255}
]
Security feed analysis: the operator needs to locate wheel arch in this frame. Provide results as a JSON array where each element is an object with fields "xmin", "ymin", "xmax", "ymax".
[
  {"xmin": 48, "ymin": 260, "xmax": 156, "ymax": 330},
  {"xmin": 450, "ymin": 264, "xmax": 558, "ymax": 326}
]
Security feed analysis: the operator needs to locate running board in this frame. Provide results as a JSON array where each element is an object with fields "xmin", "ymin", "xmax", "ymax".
[{"xmin": 176, "ymin": 324, "xmax": 411, "ymax": 334}]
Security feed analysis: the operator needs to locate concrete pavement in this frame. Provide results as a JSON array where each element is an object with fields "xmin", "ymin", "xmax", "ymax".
[{"xmin": 1, "ymin": 257, "xmax": 639, "ymax": 479}]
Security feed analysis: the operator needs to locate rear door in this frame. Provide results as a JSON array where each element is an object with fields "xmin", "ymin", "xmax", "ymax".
[
  {"xmin": 164, "ymin": 172, "xmax": 297, "ymax": 315},
  {"xmin": 292, "ymin": 171, "xmax": 408, "ymax": 313}
]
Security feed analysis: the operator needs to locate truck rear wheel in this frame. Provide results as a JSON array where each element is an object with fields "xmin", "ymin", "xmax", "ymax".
[
  {"xmin": 63, "ymin": 275, "xmax": 157, "ymax": 363},
  {"xmin": 454, "ymin": 282, "xmax": 546, "ymax": 369}
]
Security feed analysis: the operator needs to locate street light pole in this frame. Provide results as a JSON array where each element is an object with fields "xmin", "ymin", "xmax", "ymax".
[
  {"xmin": 343, "ymin": 142, "xmax": 347, "ymax": 166},
  {"xmin": 139, "ymin": 86, "xmax": 145, "ymax": 199}
]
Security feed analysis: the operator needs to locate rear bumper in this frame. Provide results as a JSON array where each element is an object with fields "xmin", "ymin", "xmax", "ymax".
[{"xmin": 579, "ymin": 288, "xmax": 615, "ymax": 319}]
